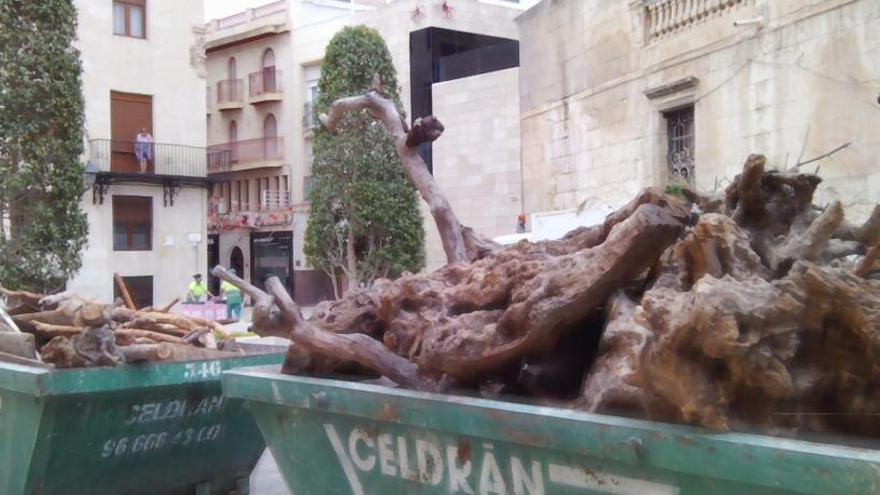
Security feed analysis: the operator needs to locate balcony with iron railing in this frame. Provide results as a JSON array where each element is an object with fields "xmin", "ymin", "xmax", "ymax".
[
  {"xmin": 87, "ymin": 139, "xmax": 226, "ymax": 204},
  {"xmin": 249, "ymin": 68, "xmax": 282, "ymax": 104},
  {"xmin": 88, "ymin": 139, "xmax": 232, "ymax": 178},
  {"xmin": 206, "ymin": 137, "xmax": 284, "ymax": 173},
  {"xmin": 216, "ymin": 79, "xmax": 244, "ymax": 110}
]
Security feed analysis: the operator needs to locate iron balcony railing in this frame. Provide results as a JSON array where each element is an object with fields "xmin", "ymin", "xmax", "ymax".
[
  {"xmin": 261, "ymin": 189, "xmax": 290, "ymax": 210},
  {"xmin": 217, "ymin": 79, "xmax": 243, "ymax": 104},
  {"xmin": 206, "ymin": 137, "xmax": 284, "ymax": 168},
  {"xmin": 88, "ymin": 139, "xmax": 229, "ymax": 178},
  {"xmin": 249, "ymin": 68, "xmax": 282, "ymax": 98}
]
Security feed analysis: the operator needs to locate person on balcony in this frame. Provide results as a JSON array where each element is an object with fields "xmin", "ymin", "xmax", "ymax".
[
  {"xmin": 134, "ymin": 128, "xmax": 153, "ymax": 173},
  {"xmin": 220, "ymin": 269, "xmax": 243, "ymax": 321}
]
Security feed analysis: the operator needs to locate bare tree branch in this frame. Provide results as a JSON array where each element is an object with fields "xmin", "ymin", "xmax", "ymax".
[
  {"xmin": 796, "ymin": 142, "xmax": 851, "ymax": 168},
  {"xmin": 320, "ymin": 87, "xmax": 470, "ymax": 264}
]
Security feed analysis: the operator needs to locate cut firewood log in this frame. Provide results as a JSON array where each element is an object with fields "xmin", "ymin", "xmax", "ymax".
[
  {"xmin": 115, "ymin": 328, "xmax": 186, "ymax": 345},
  {"xmin": 159, "ymin": 343, "xmax": 242, "ymax": 361},
  {"xmin": 160, "ymin": 297, "xmax": 181, "ymax": 313},
  {"xmin": 41, "ymin": 325, "xmax": 125, "ymax": 369},
  {"xmin": 121, "ymin": 312, "xmax": 198, "ymax": 333},
  {"xmin": 120, "ymin": 343, "xmax": 172, "ymax": 363},
  {"xmin": 211, "ymin": 265, "xmax": 289, "ymax": 338},
  {"xmin": 183, "ymin": 328, "xmax": 210, "ymax": 345},
  {"xmin": 114, "ymin": 273, "xmax": 137, "ymax": 310},
  {"xmin": 0, "ymin": 287, "xmax": 45, "ymax": 311},
  {"xmin": 29, "ymin": 321, "xmax": 83, "ymax": 338}
]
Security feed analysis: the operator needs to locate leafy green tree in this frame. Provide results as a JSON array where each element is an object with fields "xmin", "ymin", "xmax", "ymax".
[
  {"xmin": 0, "ymin": 0, "xmax": 88, "ymax": 292},
  {"xmin": 305, "ymin": 25, "xmax": 424, "ymax": 297}
]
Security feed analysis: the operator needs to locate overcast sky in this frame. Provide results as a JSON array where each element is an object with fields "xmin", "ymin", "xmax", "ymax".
[{"xmin": 204, "ymin": 0, "xmax": 267, "ymax": 21}]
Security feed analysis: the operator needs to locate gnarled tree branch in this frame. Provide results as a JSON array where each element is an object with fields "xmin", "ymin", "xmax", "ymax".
[{"xmin": 320, "ymin": 81, "xmax": 471, "ymax": 264}]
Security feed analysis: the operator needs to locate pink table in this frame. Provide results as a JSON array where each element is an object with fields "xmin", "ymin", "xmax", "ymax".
[{"xmin": 178, "ymin": 302, "xmax": 228, "ymax": 322}]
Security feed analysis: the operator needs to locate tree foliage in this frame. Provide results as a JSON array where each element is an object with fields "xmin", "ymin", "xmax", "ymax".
[
  {"xmin": 0, "ymin": 0, "xmax": 88, "ymax": 292},
  {"xmin": 305, "ymin": 26, "xmax": 424, "ymax": 296}
]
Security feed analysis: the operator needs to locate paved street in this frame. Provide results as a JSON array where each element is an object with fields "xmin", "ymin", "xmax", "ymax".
[{"xmin": 250, "ymin": 450, "xmax": 290, "ymax": 495}]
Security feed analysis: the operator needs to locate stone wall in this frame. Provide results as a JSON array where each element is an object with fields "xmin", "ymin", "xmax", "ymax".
[
  {"xmin": 427, "ymin": 68, "xmax": 523, "ymax": 270},
  {"xmin": 70, "ymin": 0, "xmax": 208, "ymax": 305},
  {"xmin": 519, "ymin": 0, "xmax": 880, "ymax": 221}
]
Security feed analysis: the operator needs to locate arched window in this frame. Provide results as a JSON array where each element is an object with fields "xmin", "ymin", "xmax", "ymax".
[
  {"xmin": 263, "ymin": 114, "xmax": 277, "ymax": 137},
  {"xmin": 261, "ymin": 48, "xmax": 275, "ymax": 69},
  {"xmin": 261, "ymin": 49, "xmax": 277, "ymax": 93},
  {"xmin": 263, "ymin": 114, "xmax": 278, "ymax": 159},
  {"xmin": 227, "ymin": 57, "xmax": 237, "ymax": 80}
]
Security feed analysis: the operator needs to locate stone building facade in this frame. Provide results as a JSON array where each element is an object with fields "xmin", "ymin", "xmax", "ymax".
[
  {"xmin": 205, "ymin": 0, "xmax": 535, "ymax": 295},
  {"xmin": 518, "ymin": 0, "xmax": 880, "ymax": 223},
  {"xmin": 70, "ymin": 0, "xmax": 209, "ymax": 307}
]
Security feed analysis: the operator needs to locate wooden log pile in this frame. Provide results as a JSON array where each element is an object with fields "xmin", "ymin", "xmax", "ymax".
[
  {"xmin": 208, "ymin": 77, "xmax": 880, "ymax": 438},
  {"xmin": 0, "ymin": 290, "xmax": 240, "ymax": 368}
]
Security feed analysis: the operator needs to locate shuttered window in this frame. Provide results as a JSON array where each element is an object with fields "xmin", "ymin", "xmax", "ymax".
[
  {"xmin": 113, "ymin": 0, "xmax": 146, "ymax": 39},
  {"xmin": 113, "ymin": 196, "xmax": 152, "ymax": 251}
]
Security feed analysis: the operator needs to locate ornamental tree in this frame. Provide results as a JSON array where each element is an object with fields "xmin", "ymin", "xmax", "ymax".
[
  {"xmin": 305, "ymin": 26, "xmax": 424, "ymax": 298},
  {"xmin": 0, "ymin": 0, "xmax": 88, "ymax": 292}
]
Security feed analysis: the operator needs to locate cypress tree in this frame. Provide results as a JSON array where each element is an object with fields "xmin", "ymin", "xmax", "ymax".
[
  {"xmin": 0, "ymin": 0, "xmax": 88, "ymax": 291},
  {"xmin": 305, "ymin": 25, "xmax": 424, "ymax": 297}
]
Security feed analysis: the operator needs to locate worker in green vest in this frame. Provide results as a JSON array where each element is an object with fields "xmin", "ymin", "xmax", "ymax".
[{"xmin": 220, "ymin": 268, "xmax": 243, "ymax": 321}]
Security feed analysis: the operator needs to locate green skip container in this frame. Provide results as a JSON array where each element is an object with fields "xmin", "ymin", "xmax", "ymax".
[
  {"xmin": 0, "ymin": 351, "xmax": 284, "ymax": 495},
  {"xmin": 223, "ymin": 365, "xmax": 880, "ymax": 495}
]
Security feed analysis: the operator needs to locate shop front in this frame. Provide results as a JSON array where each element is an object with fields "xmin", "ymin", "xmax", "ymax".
[{"xmin": 250, "ymin": 231, "xmax": 293, "ymax": 293}]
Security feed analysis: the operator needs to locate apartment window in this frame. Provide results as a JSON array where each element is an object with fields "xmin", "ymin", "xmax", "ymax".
[
  {"xmin": 303, "ymin": 176, "xmax": 314, "ymax": 199},
  {"xmin": 113, "ymin": 0, "xmax": 146, "ymax": 39},
  {"xmin": 242, "ymin": 179, "xmax": 250, "ymax": 211},
  {"xmin": 256, "ymin": 178, "xmax": 263, "ymax": 211},
  {"xmin": 113, "ymin": 196, "xmax": 152, "ymax": 251},
  {"xmin": 113, "ymin": 276, "xmax": 153, "ymax": 309},
  {"xmin": 224, "ymin": 182, "xmax": 231, "ymax": 213},
  {"xmin": 663, "ymin": 105, "xmax": 695, "ymax": 185}
]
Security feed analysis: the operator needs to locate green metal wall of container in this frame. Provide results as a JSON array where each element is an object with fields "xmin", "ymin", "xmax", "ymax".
[
  {"xmin": 223, "ymin": 366, "xmax": 880, "ymax": 495},
  {"xmin": 0, "ymin": 353, "xmax": 283, "ymax": 495}
]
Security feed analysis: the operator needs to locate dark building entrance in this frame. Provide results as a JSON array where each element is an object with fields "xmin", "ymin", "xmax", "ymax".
[
  {"xmin": 207, "ymin": 234, "xmax": 220, "ymax": 295},
  {"xmin": 250, "ymin": 231, "xmax": 293, "ymax": 293},
  {"xmin": 230, "ymin": 246, "xmax": 245, "ymax": 282}
]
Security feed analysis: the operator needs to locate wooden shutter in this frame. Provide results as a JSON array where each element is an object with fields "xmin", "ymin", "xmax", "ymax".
[{"xmin": 111, "ymin": 91, "xmax": 153, "ymax": 173}]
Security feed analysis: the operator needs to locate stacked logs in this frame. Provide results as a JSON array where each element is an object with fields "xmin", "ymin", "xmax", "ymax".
[
  {"xmin": 0, "ymin": 290, "xmax": 240, "ymax": 368},
  {"xmin": 209, "ymin": 78, "xmax": 880, "ymax": 438}
]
